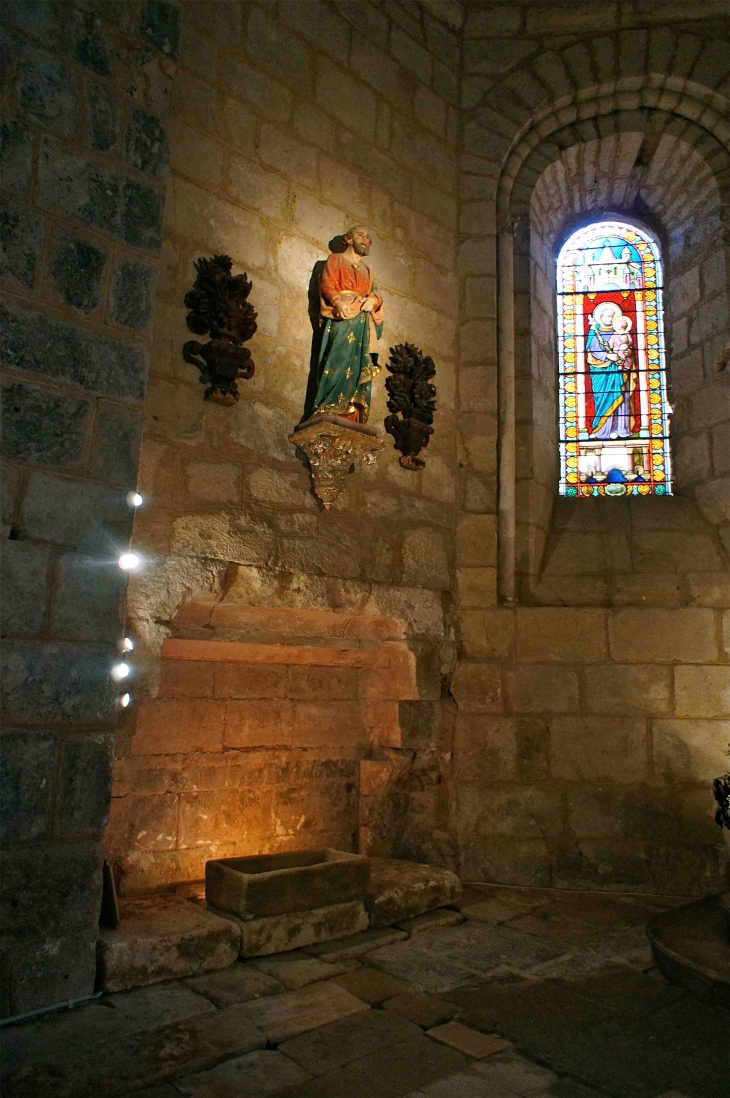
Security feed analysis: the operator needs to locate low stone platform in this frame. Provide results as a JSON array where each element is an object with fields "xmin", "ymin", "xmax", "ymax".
[
  {"xmin": 648, "ymin": 894, "xmax": 730, "ymax": 1009},
  {"xmin": 97, "ymin": 894, "xmax": 240, "ymax": 993},
  {"xmin": 366, "ymin": 858, "xmax": 462, "ymax": 928}
]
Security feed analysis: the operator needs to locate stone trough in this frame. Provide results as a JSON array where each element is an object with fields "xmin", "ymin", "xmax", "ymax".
[
  {"xmin": 205, "ymin": 848, "xmax": 371, "ymax": 958},
  {"xmin": 97, "ymin": 855, "xmax": 462, "ymax": 992}
]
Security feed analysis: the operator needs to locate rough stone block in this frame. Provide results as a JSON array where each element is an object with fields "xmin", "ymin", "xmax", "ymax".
[
  {"xmin": 206, "ymin": 849, "xmax": 369, "ymax": 920},
  {"xmin": 583, "ymin": 664, "xmax": 672, "ymax": 716},
  {"xmin": 175, "ymin": 1048, "xmax": 309, "ymax": 1097},
  {"xmin": 122, "ymin": 178, "xmax": 165, "ymax": 250},
  {"xmin": 457, "ymin": 567, "xmax": 497, "ymax": 608},
  {"xmin": 1, "ymin": 380, "xmax": 91, "ymax": 469},
  {"xmin": 242, "ymin": 979, "xmax": 369, "ymax": 1044},
  {"xmin": 18, "ymin": 47, "xmax": 77, "ymax": 135},
  {"xmin": 21, "ymin": 471, "xmax": 133, "ymax": 549},
  {"xmin": 609, "ymin": 609, "xmax": 718, "ymax": 663},
  {"xmin": 0, "ymin": 120, "xmax": 34, "ymax": 195},
  {"xmin": 215, "ymin": 900, "xmax": 370, "ymax": 959},
  {"xmin": 331, "ymin": 967, "xmax": 411, "ymax": 1005},
  {"xmin": 73, "ymin": 6, "xmax": 112, "ymax": 75},
  {"xmin": 550, "ymin": 718, "xmax": 648, "ymax": 782},
  {"xmin": 89, "ymin": 401, "xmax": 144, "ymax": 487},
  {"xmin": 57, "ymin": 732, "xmax": 114, "ymax": 833},
  {"xmin": 653, "ymin": 720, "xmax": 730, "ymax": 782},
  {"xmin": 51, "ymin": 233, "xmax": 106, "ymax": 313},
  {"xmin": 124, "ymin": 110, "xmax": 169, "ymax": 178},
  {"xmin": 140, "ymin": 0, "xmax": 180, "ymax": 58},
  {"xmin": 184, "ymin": 963, "xmax": 284, "ymax": 1006},
  {"xmin": 450, "ymin": 662, "xmax": 503, "ymax": 713},
  {"xmin": 516, "ymin": 608, "xmax": 608, "ymax": 662},
  {"xmin": 366, "ymin": 858, "xmax": 462, "ymax": 928},
  {"xmin": 456, "ymin": 514, "xmax": 497, "ymax": 567},
  {"xmin": 504, "ymin": 665, "xmax": 579, "ymax": 714},
  {"xmin": 0, "ymin": 194, "xmax": 44, "ymax": 289},
  {"xmin": 674, "ymin": 665, "xmax": 730, "ymax": 718},
  {"xmin": 133, "ymin": 698, "xmax": 226, "ymax": 755},
  {"xmin": 97, "ymin": 895, "xmax": 241, "ymax": 992},
  {"xmin": 0, "ymin": 840, "xmax": 102, "ymax": 943},
  {"xmin": 39, "ymin": 136, "xmax": 121, "ymax": 234},
  {"xmin": 0, "ymin": 730, "xmax": 56, "ymax": 841},
  {"xmin": 0, "ymin": 540, "xmax": 51, "ymax": 633},
  {"xmin": 2, "ymin": 926, "xmax": 98, "ymax": 1018},
  {"xmin": 1, "ymin": 640, "xmax": 115, "ymax": 724},
  {"xmin": 87, "ymin": 80, "xmax": 117, "ymax": 151},
  {"xmin": 0, "ymin": 299, "xmax": 147, "ymax": 399},
  {"xmin": 111, "ymin": 260, "xmax": 155, "ymax": 331}
]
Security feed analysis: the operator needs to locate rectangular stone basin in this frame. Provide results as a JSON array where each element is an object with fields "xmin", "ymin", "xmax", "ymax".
[{"xmin": 206, "ymin": 848, "xmax": 369, "ymax": 920}]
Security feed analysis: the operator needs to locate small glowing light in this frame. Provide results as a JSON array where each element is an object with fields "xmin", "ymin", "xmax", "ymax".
[
  {"xmin": 120, "ymin": 693, "xmax": 131, "ymax": 708},
  {"xmin": 111, "ymin": 662, "xmax": 130, "ymax": 681},
  {"xmin": 127, "ymin": 492, "xmax": 144, "ymax": 508},
  {"xmin": 118, "ymin": 553, "xmax": 140, "ymax": 571},
  {"xmin": 121, "ymin": 637, "xmax": 134, "ymax": 652}
]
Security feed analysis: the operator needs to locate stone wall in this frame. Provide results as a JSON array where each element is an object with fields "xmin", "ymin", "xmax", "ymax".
[
  {"xmin": 0, "ymin": 1, "xmax": 174, "ymax": 1015},
  {"xmin": 454, "ymin": 2, "xmax": 730, "ymax": 894},
  {"xmin": 117, "ymin": 0, "xmax": 462, "ymax": 889}
]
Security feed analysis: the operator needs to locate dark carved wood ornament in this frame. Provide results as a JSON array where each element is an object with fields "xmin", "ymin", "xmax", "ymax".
[
  {"xmin": 182, "ymin": 255, "xmax": 257, "ymax": 405},
  {"xmin": 384, "ymin": 342, "xmax": 437, "ymax": 470}
]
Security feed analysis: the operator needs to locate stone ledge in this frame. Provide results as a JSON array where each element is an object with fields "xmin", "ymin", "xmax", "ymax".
[{"xmin": 97, "ymin": 894, "xmax": 240, "ymax": 993}]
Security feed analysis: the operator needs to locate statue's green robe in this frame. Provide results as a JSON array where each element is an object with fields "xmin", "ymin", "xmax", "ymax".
[{"xmin": 311, "ymin": 253, "xmax": 384, "ymax": 422}]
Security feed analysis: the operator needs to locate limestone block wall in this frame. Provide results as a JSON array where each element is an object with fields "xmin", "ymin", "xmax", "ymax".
[
  {"xmin": 454, "ymin": 2, "xmax": 730, "ymax": 894},
  {"xmin": 0, "ymin": 1, "xmax": 176, "ymax": 1015},
  {"xmin": 108, "ymin": 606, "xmax": 418, "ymax": 894},
  {"xmin": 121, "ymin": 0, "xmax": 462, "ymax": 879},
  {"xmin": 454, "ymin": 604, "xmax": 730, "ymax": 894}
]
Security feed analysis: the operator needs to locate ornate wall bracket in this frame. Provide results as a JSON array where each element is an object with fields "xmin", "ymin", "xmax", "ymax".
[
  {"xmin": 182, "ymin": 254, "xmax": 257, "ymax": 406},
  {"xmin": 384, "ymin": 343, "xmax": 437, "ymax": 470},
  {"xmin": 289, "ymin": 414, "xmax": 385, "ymax": 508}
]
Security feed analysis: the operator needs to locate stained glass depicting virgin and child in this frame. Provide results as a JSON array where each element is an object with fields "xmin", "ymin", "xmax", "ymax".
[{"xmin": 556, "ymin": 221, "xmax": 672, "ymax": 497}]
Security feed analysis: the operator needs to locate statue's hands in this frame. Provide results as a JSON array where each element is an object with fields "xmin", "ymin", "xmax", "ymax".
[
  {"xmin": 333, "ymin": 297, "xmax": 351, "ymax": 319},
  {"xmin": 360, "ymin": 295, "xmax": 377, "ymax": 313}
]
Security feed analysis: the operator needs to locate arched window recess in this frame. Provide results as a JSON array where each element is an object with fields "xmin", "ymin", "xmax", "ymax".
[{"xmin": 556, "ymin": 220, "xmax": 672, "ymax": 498}]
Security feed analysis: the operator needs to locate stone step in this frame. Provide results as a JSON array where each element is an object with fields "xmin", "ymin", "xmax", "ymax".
[
  {"xmin": 648, "ymin": 895, "xmax": 730, "ymax": 1010},
  {"xmin": 97, "ymin": 894, "xmax": 240, "ymax": 993}
]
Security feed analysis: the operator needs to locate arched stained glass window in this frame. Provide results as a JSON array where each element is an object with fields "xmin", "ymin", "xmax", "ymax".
[{"xmin": 557, "ymin": 220, "xmax": 672, "ymax": 497}]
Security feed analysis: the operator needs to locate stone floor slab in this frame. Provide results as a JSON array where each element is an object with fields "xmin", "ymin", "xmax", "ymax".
[
  {"xmin": 417, "ymin": 1069, "xmax": 519, "ymax": 1096},
  {"xmin": 183, "ymin": 962, "xmax": 284, "ymax": 1006},
  {"xmin": 105, "ymin": 983, "xmax": 216, "ymax": 1029},
  {"xmin": 460, "ymin": 896, "xmax": 546, "ymax": 927},
  {"xmin": 384, "ymin": 989, "xmax": 458, "ymax": 1030},
  {"xmin": 252, "ymin": 952, "xmax": 346, "ymax": 989},
  {"xmin": 241, "ymin": 979, "xmax": 369, "ymax": 1043},
  {"xmin": 278, "ymin": 1008, "xmax": 423, "ymax": 1076},
  {"xmin": 175, "ymin": 1049, "xmax": 310, "ymax": 1096},
  {"xmin": 0, "ymin": 1002, "xmax": 137, "ymax": 1072},
  {"xmin": 412, "ymin": 923, "xmax": 568, "ymax": 976},
  {"xmin": 303, "ymin": 926, "xmax": 409, "ymax": 961},
  {"xmin": 272, "ymin": 1033, "xmax": 470, "ymax": 1098},
  {"xmin": 426, "ymin": 1021, "xmax": 509, "ymax": 1059},
  {"xmin": 331, "ymin": 966, "xmax": 412, "ymax": 1004},
  {"xmin": 474, "ymin": 1052, "xmax": 559, "ymax": 1094},
  {"xmin": 396, "ymin": 910, "xmax": 466, "ymax": 934},
  {"xmin": 367, "ymin": 941, "xmax": 477, "ymax": 994},
  {"xmin": 504, "ymin": 911, "xmax": 599, "ymax": 941}
]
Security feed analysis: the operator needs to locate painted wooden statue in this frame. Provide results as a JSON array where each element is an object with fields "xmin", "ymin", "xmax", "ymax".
[{"xmin": 310, "ymin": 225, "xmax": 384, "ymax": 423}]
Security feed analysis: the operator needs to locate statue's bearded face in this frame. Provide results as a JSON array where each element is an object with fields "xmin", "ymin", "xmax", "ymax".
[{"xmin": 349, "ymin": 228, "xmax": 371, "ymax": 256}]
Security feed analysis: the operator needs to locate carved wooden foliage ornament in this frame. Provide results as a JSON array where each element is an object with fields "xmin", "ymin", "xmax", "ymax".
[
  {"xmin": 182, "ymin": 255, "xmax": 257, "ymax": 405},
  {"xmin": 384, "ymin": 342, "xmax": 437, "ymax": 469}
]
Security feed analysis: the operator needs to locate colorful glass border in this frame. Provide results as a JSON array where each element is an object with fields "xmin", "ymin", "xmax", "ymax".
[{"xmin": 556, "ymin": 220, "xmax": 673, "ymax": 498}]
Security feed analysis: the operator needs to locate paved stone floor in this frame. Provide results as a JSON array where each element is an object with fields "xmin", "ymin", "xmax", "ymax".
[{"xmin": 2, "ymin": 885, "xmax": 729, "ymax": 1098}]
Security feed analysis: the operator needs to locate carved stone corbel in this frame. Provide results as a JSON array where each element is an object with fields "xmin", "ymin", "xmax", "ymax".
[{"xmin": 289, "ymin": 414, "xmax": 385, "ymax": 509}]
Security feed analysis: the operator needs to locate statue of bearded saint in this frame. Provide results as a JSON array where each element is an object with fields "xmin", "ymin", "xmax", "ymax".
[{"xmin": 310, "ymin": 225, "xmax": 384, "ymax": 423}]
